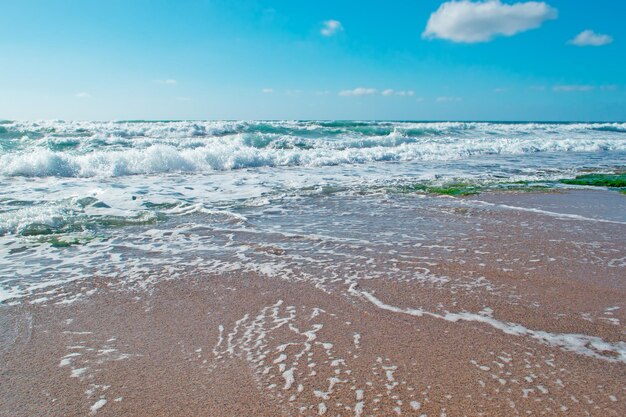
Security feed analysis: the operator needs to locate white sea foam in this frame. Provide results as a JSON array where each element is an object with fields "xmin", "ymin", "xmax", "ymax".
[
  {"xmin": 2, "ymin": 120, "xmax": 625, "ymax": 177},
  {"xmin": 89, "ymin": 399, "xmax": 107, "ymax": 414},
  {"xmin": 2, "ymin": 136, "xmax": 625, "ymax": 178},
  {"xmin": 467, "ymin": 200, "xmax": 626, "ymax": 225},
  {"xmin": 355, "ymin": 288, "xmax": 626, "ymax": 364}
]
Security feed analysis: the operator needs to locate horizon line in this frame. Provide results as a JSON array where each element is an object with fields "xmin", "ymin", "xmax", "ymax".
[{"xmin": 2, "ymin": 119, "xmax": 625, "ymax": 124}]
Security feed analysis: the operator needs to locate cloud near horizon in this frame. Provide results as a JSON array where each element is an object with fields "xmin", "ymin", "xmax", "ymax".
[
  {"xmin": 553, "ymin": 85, "xmax": 594, "ymax": 92},
  {"xmin": 340, "ymin": 88, "xmax": 417, "ymax": 97},
  {"xmin": 382, "ymin": 89, "xmax": 415, "ymax": 96},
  {"xmin": 339, "ymin": 87, "xmax": 377, "ymax": 96},
  {"xmin": 423, "ymin": 0, "xmax": 557, "ymax": 43},
  {"xmin": 569, "ymin": 30, "xmax": 613, "ymax": 46},
  {"xmin": 552, "ymin": 85, "xmax": 618, "ymax": 92},
  {"xmin": 321, "ymin": 20, "xmax": 343, "ymax": 37},
  {"xmin": 436, "ymin": 96, "xmax": 463, "ymax": 102}
]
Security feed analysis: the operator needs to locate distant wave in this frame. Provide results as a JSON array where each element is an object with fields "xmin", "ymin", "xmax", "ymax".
[
  {"xmin": 592, "ymin": 126, "xmax": 626, "ymax": 133},
  {"xmin": 3, "ymin": 120, "xmax": 626, "ymax": 141}
]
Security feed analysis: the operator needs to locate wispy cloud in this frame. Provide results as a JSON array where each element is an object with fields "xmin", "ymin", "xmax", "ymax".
[
  {"xmin": 569, "ymin": 30, "xmax": 613, "ymax": 47},
  {"xmin": 382, "ymin": 89, "xmax": 415, "ymax": 97},
  {"xmin": 261, "ymin": 88, "xmax": 274, "ymax": 94},
  {"xmin": 75, "ymin": 92, "xmax": 91, "ymax": 98},
  {"xmin": 155, "ymin": 79, "xmax": 177, "ymax": 85},
  {"xmin": 423, "ymin": 0, "xmax": 557, "ymax": 43},
  {"xmin": 321, "ymin": 20, "xmax": 343, "ymax": 37},
  {"xmin": 553, "ymin": 85, "xmax": 618, "ymax": 92},
  {"xmin": 339, "ymin": 87, "xmax": 377, "ymax": 97},
  {"xmin": 436, "ymin": 96, "xmax": 463, "ymax": 102},
  {"xmin": 553, "ymin": 85, "xmax": 594, "ymax": 92}
]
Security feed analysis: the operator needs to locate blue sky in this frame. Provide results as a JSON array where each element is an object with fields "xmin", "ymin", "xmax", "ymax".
[{"xmin": 0, "ymin": 0, "xmax": 624, "ymax": 121}]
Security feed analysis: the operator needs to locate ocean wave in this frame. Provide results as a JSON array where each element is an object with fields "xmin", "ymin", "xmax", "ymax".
[
  {"xmin": 3, "ymin": 120, "xmax": 626, "ymax": 141},
  {"xmin": 592, "ymin": 126, "xmax": 626, "ymax": 133},
  {"xmin": 0, "ymin": 198, "xmax": 162, "ymax": 236},
  {"xmin": 1, "ymin": 120, "xmax": 626, "ymax": 178},
  {"xmin": 0, "ymin": 203, "xmax": 79, "ymax": 236},
  {"xmin": 2, "ymin": 136, "xmax": 625, "ymax": 178}
]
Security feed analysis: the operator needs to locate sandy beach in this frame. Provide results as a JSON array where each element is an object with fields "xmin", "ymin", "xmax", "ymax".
[
  {"xmin": 2, "ymin": 0, "xmax": 626, "ymax": 414},
  {"xmin": 1, "ymin": 189, "xmax": 624, "ymax": 416}
]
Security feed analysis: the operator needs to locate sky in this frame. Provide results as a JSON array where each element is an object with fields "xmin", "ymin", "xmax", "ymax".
[{"xmin": 0, "ymin": 0, "xmax": 624, "ymax": 121}]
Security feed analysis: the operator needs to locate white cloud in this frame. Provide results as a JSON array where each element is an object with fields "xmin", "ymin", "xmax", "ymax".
[
  {"xmin": 553, "ymin": 85, "xmax": 594, "ymax": 92},
  {"xmin": 569, "ymin": 30, "xmax": 613, "ymax": 47},
  {"xmin": 382, "ymin": 89, "xmax": 415, "ymax": 96},
  {"xmin": 423, "ymin": 0, "xmax": 557, "ymax": 43},
  {"xmin": 553, "ymin": 85, "xmax": 618, "ymax": 92},
  {"xmin": 75, "ymin": 92, "xmax": 91, "ymax": 98},
  {"xmin": 155, "ymin": 79, "xmax": 177, "ymax": 85},
  {"xmin": 321, "ymin": 20, "xmax": 343, "ymax": 36},
  {"xmin": 436, "ymin": 96, "xmax": 463, "ymax": 102},
  {"xmin": 339, "ymin": 87, "xmax": 377, "ymax": 96},
  {"xmin": 314, "ymin": 90, "xmax": 331, "ymax": 96},
  {"xmin": 262, "ymin": 88, "xmax": 274, "ymax": 94}
]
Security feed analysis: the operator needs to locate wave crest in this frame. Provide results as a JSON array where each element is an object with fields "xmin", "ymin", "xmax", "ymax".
[
  {"xmin": 2, "ymin": 134, "xmax": 625, "ymax": 178},
  {"xmin": 2, "ymin": 121, "xmax": 626, "ymax": 177}
]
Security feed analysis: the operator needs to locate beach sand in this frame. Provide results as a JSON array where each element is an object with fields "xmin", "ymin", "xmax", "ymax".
[{"xmin": 1, "ymin": 190, "xmax": 624, "ymax": 416}]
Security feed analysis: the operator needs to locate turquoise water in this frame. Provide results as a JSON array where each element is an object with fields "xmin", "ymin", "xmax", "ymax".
[
  {"xmin": 1, "ymin": 120, "xmax": 625, "ymax": 176},
  {"xmin": 1, "ymin": 120, "xmax": 625, "ymax": 302}
]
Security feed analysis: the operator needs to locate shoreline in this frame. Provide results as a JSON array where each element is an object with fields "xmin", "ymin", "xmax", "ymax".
[{"xmin": 1, "ymin": 189, "xmax": 624, "ymax": 416}]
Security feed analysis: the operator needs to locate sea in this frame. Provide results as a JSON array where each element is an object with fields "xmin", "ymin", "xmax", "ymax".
[{"xmin": 1, "ymin": 120, "xmax": 625, "ymax": 303}]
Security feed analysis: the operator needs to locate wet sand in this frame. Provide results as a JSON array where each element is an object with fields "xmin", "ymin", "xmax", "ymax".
[{"xmin": 1, "ymin": 190, "xmax": 624, "ymax": 416}]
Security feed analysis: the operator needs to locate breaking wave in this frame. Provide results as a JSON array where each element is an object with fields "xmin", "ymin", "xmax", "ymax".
[{"xmin": 2, "ymin": 120, "xmax": 626, "ymax": 178}]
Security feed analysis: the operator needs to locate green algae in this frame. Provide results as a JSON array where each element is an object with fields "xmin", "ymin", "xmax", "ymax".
[
  {"xmin": 40, "ymin": 235, "xmax": 95, "ymax": 248},
  {"xmin": 49, "ymin": 237, "xmax": 75, "ymax": 248},
  {"xmin": 425, "ymin": 185, "xmax": 480, "ymax": 196},
  {"xmin": 396, "ymin": 180, "xmax": 559, "ymax": 197},
  {"xmin": 559, "ymin": 174, "xmax": 626, "ymax": 188},
  {"xmin": 405, "ymin": 174, "xmax": 626, "ymax": 197},
  {"xmin": 398, "ymin": 183, "xmax": 479, "ymax": 196}
]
